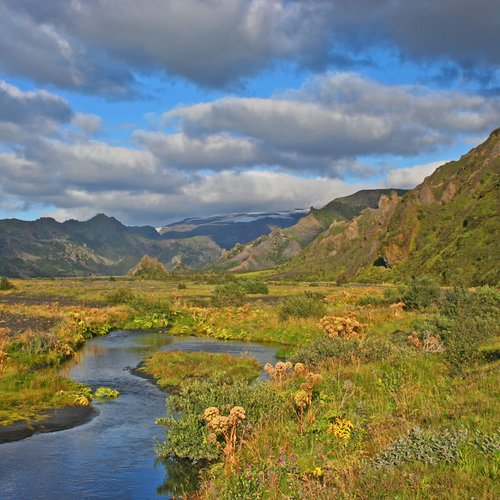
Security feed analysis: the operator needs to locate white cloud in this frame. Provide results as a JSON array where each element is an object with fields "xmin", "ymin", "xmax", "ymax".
[
  {"xmin": 384, "ymin": 160, "xmax": 447, "ymax": 189},
  {"xmin": 72, "ymin": 113, "xmax": 102, "ymax": 136},
  {"xmin": 0, "ymin": 75, "xmax": 497, "ymax": 225}
]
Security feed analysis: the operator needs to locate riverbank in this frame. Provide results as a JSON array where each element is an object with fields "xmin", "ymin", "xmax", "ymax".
[{"xmin": 0, "ymin": 405, "xmax": 98, "ymax": 444}]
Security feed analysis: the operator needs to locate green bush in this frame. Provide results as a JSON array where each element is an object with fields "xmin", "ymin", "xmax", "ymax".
[
  {"xmin": 212, "ymin": 282, "xmax": 246, "ymax": 307},
  {"xmin": 241, "ymin": 280, "xmax": 269, "ymax": 295},
  {"xmin": 396, "ymin": 276, "xmax": 441, "ymax": 309},
  {"xmin": 355, "ymin": 294, "xmax": 386, "ymax": 306},
  {"xmin": 156, "ymin": 379, "xmax": 286, "ymax": 461},
  {"xmin": 438, "ymin": 287, "xmax": 499, "ymax": 372},
  {"xmin": 279, "ymin": 292, "xmax": 326, "ymax": 320},
  {"xmin": 105, "ymin": 287, "xmax": 136, "ymax": 304},
  {"xmin": 0, "ymin": 276, "xmax": 14, "ymax": 290},
  {"xmin": 290, "ymin": 336, "xmax": 392, "ymax": 365},
  {"xmin": 177, "ymin": 282, "xmax": 187, "ymax": 290},
  {"xmin": 129, "ymin": 295, "xmax": 172, "ymax": 316}
]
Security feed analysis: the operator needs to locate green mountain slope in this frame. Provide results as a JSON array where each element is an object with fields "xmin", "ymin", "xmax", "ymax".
[
  {"xmin": 284, "ymin": 129, "xmax": 500, "ymax": 285},
  {"xmin": 377, "ymin": 128, "xmax": 500, "ymax": 285},
  {"xmin": 208, "ymin": 189, "xmax": 405, "ymax": 272}
]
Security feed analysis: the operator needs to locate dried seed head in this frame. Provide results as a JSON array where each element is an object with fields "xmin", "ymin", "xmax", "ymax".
[
  {"xmin": 294, "ymin": 362, "xmax": 306, "ymax": 376},
  {"xmin": 207, "ymin": 415, "xmax": 229, "ymax": 434},
  {"xmin": 229, "ymin": 406, "xmax": 246, "ymax": 422},
  {"xmin": 203, "ymin": 406, "xmax": 220, "ymax": 422},
  {"xmin": 294, "ymin": 389, "xmax": 309, "ymax": 408}
]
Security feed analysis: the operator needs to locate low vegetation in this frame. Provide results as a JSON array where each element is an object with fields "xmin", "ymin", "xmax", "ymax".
[
  {"xmin": 0, "ymin": 277, "xmax": 14, "ymax": 291},
  {"xmin": 139, "ymin": 351, "xmax": 261, "ymax": 391},
  {"xmin": 0, "ymin": 275, "xmax": 498, "ymax": 498}
]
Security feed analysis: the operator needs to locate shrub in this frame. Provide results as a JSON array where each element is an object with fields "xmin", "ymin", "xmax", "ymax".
[
  {"xmin": 438, "ymin": 287, "xmax": 499, "ymax": 372},
  {"xmin": 355, "ymin": 294, "xmax": 386, "ymax": 306},
  {"xmin": 105, "ymin": 287, "xmax": 136, "ymax": 304},
  {"xmin": 242, "ymin": 280, "xmax": 269, "ymax": 294},
  {"xmin": 279, "ymin": 292, "xmax": 327, "ymax": 320},
  {"xmin": 290, "ymin": 336, "xmax": 392, "ymax": 366},
  {"xmin": 212, "ymin": 282, "xmax": 246, "ymax": 307},
  {"xmin": 411, "ymin": 287, "xmax": 499, "ymax": 372},
  {"xmin": 0, "ymin": 276, "xmax": 14, "ymax": 290},
  {"xmin": 156, "ymin": 379, "xmax": 286, "ymax": 461},
  {"xmin": 396, "ymin": 276, "xmax": 442, "ymax": 309},
  {"xmin": 129, "ymin": 295, "xmax": 172, "ymax": 316},
  {"xmin": 177, "ymin": 282, "xmax": 187, "ymax": 290}
]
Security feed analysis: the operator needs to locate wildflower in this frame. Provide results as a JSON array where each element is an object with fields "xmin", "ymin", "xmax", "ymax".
[
  {"xmin": 328, "ymin": 417, "xmax": 354, "ymax": 442},
  {"xmin": 312, "ymin": 467, "xmax": 324, "ymax": 478}
]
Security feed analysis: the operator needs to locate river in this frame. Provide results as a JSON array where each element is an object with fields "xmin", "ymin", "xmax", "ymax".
[{"xmin": 0, "ymin": 330, "xmax": 277, "ymax": 499}]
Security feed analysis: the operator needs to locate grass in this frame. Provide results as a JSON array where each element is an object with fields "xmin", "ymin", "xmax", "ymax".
[
  {"xmin": 139, "ymin": 351, "xmax": 261, "ymax": 391},
  {"xmin": 0, "ymin": 276, "xmax": 498, "ymax": 499}
]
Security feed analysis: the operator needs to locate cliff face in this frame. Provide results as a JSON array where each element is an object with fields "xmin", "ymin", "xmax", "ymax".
[
  {"xmin": 283, "ymin": 191, "xmax": 401, "ymax": 279},
  {"xmin": 209, "ymin": 189, "xmax": 404, "ymax": 272}
]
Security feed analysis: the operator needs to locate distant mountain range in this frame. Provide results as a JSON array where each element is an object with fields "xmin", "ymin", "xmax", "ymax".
[
  {"xmin": 0, "ymin": 208, "xmax": 307, "ymax": 277},
  {"xmin": 157, "ymin": 209, "xmax": 308, "ymax": 249},
  {"xmin": 1, "ymin": 129, "xmax": 498, "ymax": 284}
]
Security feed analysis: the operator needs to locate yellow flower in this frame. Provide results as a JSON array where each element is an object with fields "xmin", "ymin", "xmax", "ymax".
[
  {"xmin": 328, "ymin": 417, "xmax": 354, "ymax": 441},
  {"xmin": 312, "ymin": 467, "xmax": 324, "ymax": 478}
]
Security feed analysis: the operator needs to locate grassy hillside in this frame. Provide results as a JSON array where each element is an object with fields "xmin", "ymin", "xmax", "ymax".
[
  {"xmin": 378, "ymin": 128, "xmax": 500, "ymax": 285},
  {"xmin": 283, "ymin": 191, "xmax": 402, "ymax": 280}
]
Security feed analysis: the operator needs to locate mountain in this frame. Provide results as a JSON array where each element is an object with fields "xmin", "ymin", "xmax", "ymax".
[
  {"xmin": 208, "ymin": 189, "xmax": 406, "ymax": 272},
  {"xmin": 377, "ymin": 128, "xmax": 500, "ymax": 285},
  {"xmin": 283, "ymin": 129, "xmax": 500, "ymax": 285},
  {"xmin": 1, "ymin": 131, "xmax": 497, "ymax": 282},
  {"xmin": 158, "ymin": 210, "xmax": 308, "ymax": 249},
  {"xmin": 0, "ymin": 214, "xmax": 222, "ymax": 277}
]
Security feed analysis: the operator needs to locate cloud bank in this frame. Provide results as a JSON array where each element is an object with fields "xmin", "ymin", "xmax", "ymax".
[
  {"xmin": 1, "ymin": 0, "xmax": 498, "ymax": 95},
  {"xmin": 0, "ymin": 74, "xmax": 498, "ymax": 225}
]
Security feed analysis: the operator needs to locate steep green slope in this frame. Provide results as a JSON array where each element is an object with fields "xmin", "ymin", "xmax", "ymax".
[
  {"xmin": 209, "ymin": 189, "xmax": 405, "ymax": 272},
  {"xmin": 284, "ymin": 129, "xmax": 500, "ymax": 285},
  {"xmin": 282, "ymin": 191, "xmax": 402, "ymax": 280},
  {"xmin": 378, "ymin": 128, "xmax": 500, "ymax": 285}
]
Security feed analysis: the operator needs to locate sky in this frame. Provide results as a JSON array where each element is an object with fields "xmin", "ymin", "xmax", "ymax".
[{"xmin": 0, "ymin": 0, "xmax": 499, "ymax": 226}]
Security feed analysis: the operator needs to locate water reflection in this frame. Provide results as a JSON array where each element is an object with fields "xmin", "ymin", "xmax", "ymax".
[{"xmin": 156, "ymin": 458, "xmax": 206, "ymax": 498}]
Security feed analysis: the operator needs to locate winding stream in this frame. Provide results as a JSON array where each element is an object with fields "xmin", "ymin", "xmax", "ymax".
[{"xmin": 0, "ymin": 330, "xmax": 277, "ymax": 499}]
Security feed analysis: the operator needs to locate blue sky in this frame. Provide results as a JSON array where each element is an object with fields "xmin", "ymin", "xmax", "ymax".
[{"xmin": 0, "ymin": 0, "xmax": 499, "ymax": 225}]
